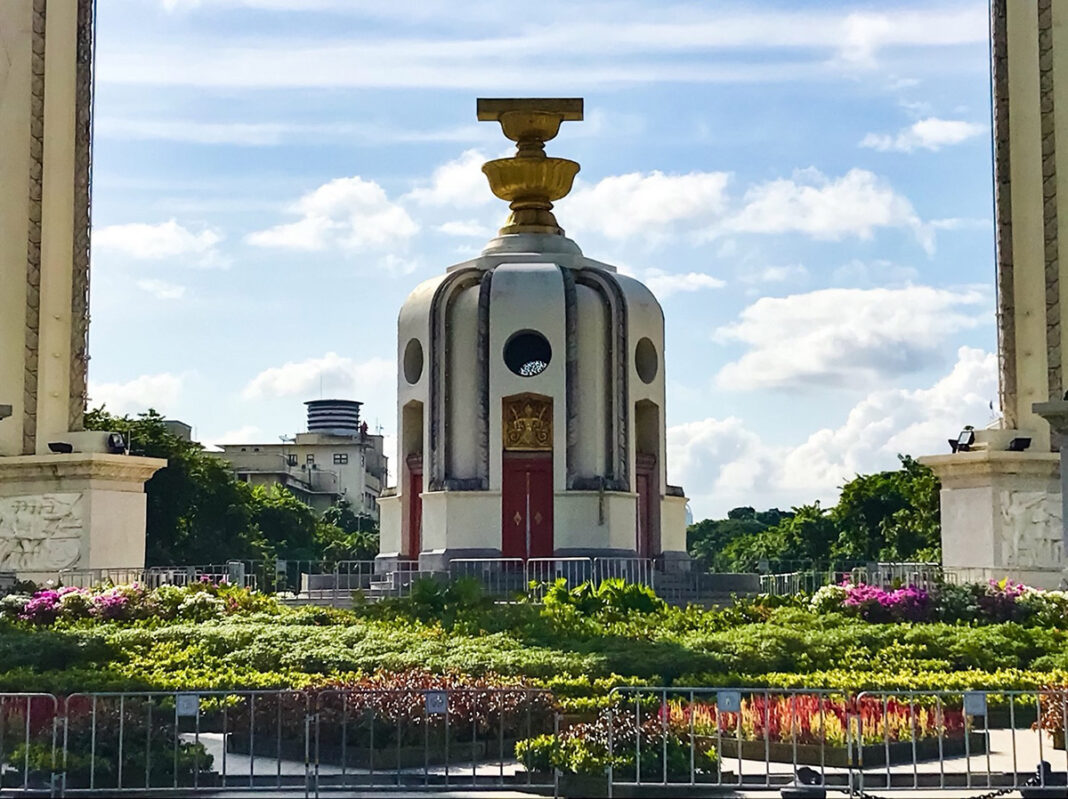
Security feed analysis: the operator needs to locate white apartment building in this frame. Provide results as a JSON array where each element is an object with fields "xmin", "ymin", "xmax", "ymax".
[{"xmin": 210, "ymin": 400, "xmax": 387, "ymax": 519}]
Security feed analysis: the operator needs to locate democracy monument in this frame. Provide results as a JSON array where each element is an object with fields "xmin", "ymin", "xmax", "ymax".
[{"xmin": 375, "ymin": 99, "xmax": 690, "ymax": 573}]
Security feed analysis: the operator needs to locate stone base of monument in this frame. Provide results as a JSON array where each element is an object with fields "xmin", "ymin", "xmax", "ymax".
[
  {"xmin": 0, "ymin": 453, "xmax": 165, "ymax": 581},
  {"xmin": 921, "ymin": 449, "xmax": 1067, "ymax": 590}
]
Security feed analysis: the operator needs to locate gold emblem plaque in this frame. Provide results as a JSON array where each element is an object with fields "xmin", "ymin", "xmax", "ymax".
[{"xmin": 503, "ymin": 395, "xmax": 553, "ymax": 451}]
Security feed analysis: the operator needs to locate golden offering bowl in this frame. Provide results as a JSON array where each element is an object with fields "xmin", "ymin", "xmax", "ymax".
[{"xmin": 481, "ymin": 157, "xmax": 580, "ymax": 204}]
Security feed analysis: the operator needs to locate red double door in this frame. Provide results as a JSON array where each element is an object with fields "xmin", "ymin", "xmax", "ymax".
[
  {"xmin": 501, "ymin": 454, "xmax": 553, "ymax": 559},
  {"xmin": 406, "ymin": 455, "xmax": 423, "ymax": 558}
]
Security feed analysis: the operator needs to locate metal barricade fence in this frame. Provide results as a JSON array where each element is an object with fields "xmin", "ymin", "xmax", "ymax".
[
  {"xmin": 592, "ymin": 557, "xmax": 655, "ymax": 588},
  {"xmin": 13, "ymin": 688, "xmax": 561, "ymax": 796},
  {"xmin": 60, "ymin": 690, "xmax": 311, "ymax": 793},
  {"xmin": 7, "ymin": 686, "xmax": 1068, "ymax": 795},
  {"xmin": 0, "ymin": 693, "xmax": 59, "ymax": 795},
  {"xmin": 603, "ymin": 686, "xmax": 1068, "ymax": 796},
  {"xmin": 606, "ymin": 686, "xmax": 855, "ymax": 793},
  {"xmin": 312, "ymin": 688, "xmax": 557, "ymax": 793},
  {"xmin": 55, "ymin": 568, "xmax": 147, "ymax": 590},
  {"xmin": 524, "ymin": 558, "xmax": 593, "ymax": 598},
  {"xmin": 852, "ymin": 688, "xmax": 1068, "ymax": 794},
  {"xmin": 447, "ymin": 559, "xmax": 526, "ymax": 599},
  {"xmin": 852, "ymin": 562, "xmax": 945, "ymax": 592},
  {"xmin": 297, "ymin": 561, "xmax": 376, "ymax": 603}
]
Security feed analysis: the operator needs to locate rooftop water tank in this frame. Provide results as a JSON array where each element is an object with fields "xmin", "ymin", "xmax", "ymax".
[{"xmin": 305, "ymin": 399, "xmax": 362, "ymax": 436}]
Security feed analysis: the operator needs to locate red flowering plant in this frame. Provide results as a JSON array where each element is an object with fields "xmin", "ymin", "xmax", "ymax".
[{"xmin": 664, "ymin": 694, "xmax": 966, "ymax": 748}]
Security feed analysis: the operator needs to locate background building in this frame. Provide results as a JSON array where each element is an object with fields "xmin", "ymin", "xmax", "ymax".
[{"xmin": 210, "ymin": 400, "xmax": 387, "ymax": 519}]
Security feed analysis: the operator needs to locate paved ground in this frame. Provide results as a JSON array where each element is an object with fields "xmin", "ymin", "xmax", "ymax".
[{"xmin": 168, "ymin": 729, "xmax": 1068, "ymax": 797}]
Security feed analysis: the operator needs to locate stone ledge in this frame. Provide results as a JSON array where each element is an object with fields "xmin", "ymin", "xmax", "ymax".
[
  {"xmin": 920, "ymin": 450, "xmax": 1059, "ymax": 486},
  {"xmin": 0, "ymin": 453, "xmax": 166, "ymax": 491}
]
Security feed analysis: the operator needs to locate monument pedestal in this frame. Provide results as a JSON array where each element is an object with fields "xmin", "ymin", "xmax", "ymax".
[
  {"xmin": 0, "ymin": 454, "xmax": 165, "ymax": 579},
  {"xmin": 920, "ymin": 450, "xmax": 1066, "ymax": 589}
]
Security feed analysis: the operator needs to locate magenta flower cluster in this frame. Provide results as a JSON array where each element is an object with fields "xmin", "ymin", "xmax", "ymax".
[
  {"xmin": 841, "ymin": 582, "xmax": 932, "ymax": 622},
  {"xmin": 16, "ymin": 585, "xmax": 143, "ymax": 624}
]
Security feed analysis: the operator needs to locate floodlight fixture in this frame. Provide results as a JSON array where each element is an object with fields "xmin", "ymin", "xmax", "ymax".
[
  {"xmin": 956, "ymin": 428, "xmax": 976, "ymax": 452},
  {"xmin": 1007, "ymin": 437, "xmax": 1032, "ymax": 452},
  {"xmin": 47, "ymin": 442, "xmax": 73, "ymax": 454}
]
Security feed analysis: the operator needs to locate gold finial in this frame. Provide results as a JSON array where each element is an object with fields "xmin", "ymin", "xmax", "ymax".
[{"xmin": 477, "ymin": 98, "xmax": 583, "ymax": 236}]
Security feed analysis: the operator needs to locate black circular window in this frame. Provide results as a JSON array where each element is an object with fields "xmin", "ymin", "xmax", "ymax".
[
  {"xmin": 403, "ymin": 338, "xmax": 423, "ymax": 384},
  {"xmin": 635, "ymin": 337, "xmax": 658, "ymax": 384},
  {"xmin": 504, "ymin": 331, "xmax": 552, "ymax": 377}
]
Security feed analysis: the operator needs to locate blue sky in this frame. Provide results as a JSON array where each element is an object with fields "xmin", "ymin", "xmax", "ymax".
[{"xmin": 86, "ymin": 0, "xmax": 998, "ymax": 519}]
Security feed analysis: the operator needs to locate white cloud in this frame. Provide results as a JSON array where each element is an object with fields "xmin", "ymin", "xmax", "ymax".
[
  {"xmin": 715, "ymin": 285, "xmax": 987, "ymax": 391},
  {"xmin": 247, "ymin": 176, "xmax": 417, "ymax": 251},
  {"xmin": 832, "ymin": 259, "xmax": 919, "ymax": 287},
  {"xmin": 739, "ymin": 264, "xmax": 809, "ymax": 284},
  {"xmin": 403, "ymin": 149, "xmax": 492, "ymax": 208},
  {"xmin": 94, "ymin": 219, "xmax": 224, "ymax": 263},
  {"xmin": 670, "ymin": 346, "xmax": 998, "ymax": 518},
  {"xmin": 725, "ymin": 168, "xmax": 933, "ymax": 253},
  {"xmin": 242, "ymin": 352, "xmax": 395, "ymax": 400},
  {"xmin": 88, "ymin": 373, "xmax": 184, "ymax": 415},
  {"xmin": 95, "ymin": 116, "xmax": 486, "ymax": 147},
  {"xmin": 103, "ymin": 6, "xmax": 986, "ymax": 89},
  {"xmin": 861, "ymin": 117, "xmax": 985, "ymax": 152},
  {"xmin": 136, "ymin": 279, "xmax": 186, "ymax": 300},
  {"xmin": 561, "ymin": 170, "xmax": 730, "ymax": 239},
  {"xmin": 930, "ymin": 217, "xmax": 990, "ymax": 230},
  {"xmin": 643, "ymin": 269, "xmax": 726, "ymax": 299},
  {"xmin": 436, "ymin": 219, "xmax": 494, "ymax": 237}
]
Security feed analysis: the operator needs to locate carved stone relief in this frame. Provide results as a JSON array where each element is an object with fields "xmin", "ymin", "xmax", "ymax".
[
  {"xmin": 0, "ymin": 493, "xmax": 83, "ymax": 571},
  {"xmin": 998, "ymin": 490, "xmax": 1065, "ymax": 568}
]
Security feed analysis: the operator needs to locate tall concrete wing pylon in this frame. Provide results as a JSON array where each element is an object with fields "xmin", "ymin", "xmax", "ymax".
[
  {"xmin": 0, "ymin": 1, "xmax": 164, "ymax": 578},
  {"xmin": 923, "ymin": 0, "xmax": 1068, "ymax": 588}
]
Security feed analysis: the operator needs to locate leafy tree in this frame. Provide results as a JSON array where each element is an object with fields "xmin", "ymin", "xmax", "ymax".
[
  {"xmin": 317, "ymin": 499, "xmax": 380, "ymax": 562},
  {"xmin": 687, "ymin": 506, "xmax": 792, "ymax": 571},
  {"xmin": 685, "ymin": 456, "xmax": 941, "ymax": 570},
  {"xmin": 832, "ymin": 456, "xmax": 941, "ymax": 562},
  {"xmin": 84, "ymin": 407, "xmax": 359, "ymax": 565}
]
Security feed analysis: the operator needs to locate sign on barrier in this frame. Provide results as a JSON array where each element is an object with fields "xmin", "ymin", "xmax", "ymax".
[
  {"xmin": 424, "ymin": 690, "xmax": 448, "ymax": 715},
  {"xmin": 175, "ymin": 693, "xmax": 199, "ymax": 717}
]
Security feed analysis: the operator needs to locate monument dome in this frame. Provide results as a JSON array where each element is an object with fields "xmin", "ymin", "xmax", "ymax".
[{"xmin": 377, "ymin": 98, "xmax": 689, "ymax": 572}]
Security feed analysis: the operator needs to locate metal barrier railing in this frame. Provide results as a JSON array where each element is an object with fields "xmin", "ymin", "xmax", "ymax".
[
  {"xmin": 0, "ymin": 693, "xmax": 60, "ymax": 795},
  {"xmin": 592, "ymin": 557, "xmax": 655, "ymax": 587},
  {"xmin": 603, "ymin": 686, "xmax": 1068, "ymax": 796},
  {"xmin": 312, "ymin": 687, "xmax": 556, "ymax": 793},
  {"xmin": 447, "ymin": 559, "xmax": 526, "ymax": 598},
  {"xmin": 760, "ymin": 562, "xmax": 947, "ymax": 596},
  {"xmin": 852, "ymin": 688, "xmax": 1068, "ymax": 794},
  {"xmin": 0, "ymin": 689, "xmax": 559, "ymax": 796},
  {"xmin": 6, "ymin": 686, "xmax": 1068, "ymax": 795}
]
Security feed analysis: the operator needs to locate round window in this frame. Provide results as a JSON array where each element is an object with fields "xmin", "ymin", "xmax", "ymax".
[
  {"xmin": 635, "ymin": 337, "xmax": 658, "ymax": 384},
  {"xmin": 403, "ymin": 338, "xmax": 423, "ymax": 384},
  {"xmin": 504, "ymin": 331, "xmax": 552, "ymax": 377}
]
